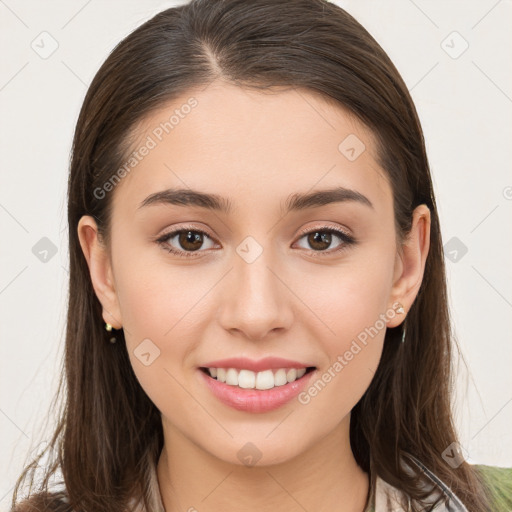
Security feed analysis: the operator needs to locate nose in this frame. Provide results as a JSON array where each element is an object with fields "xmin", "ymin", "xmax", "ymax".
[{"xmin": 217, "ymin": 247, "xmax": 294, "ymax": 341}]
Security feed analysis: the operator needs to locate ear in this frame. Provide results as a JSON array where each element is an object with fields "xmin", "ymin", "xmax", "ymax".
[
  {"xmin": 387, "ymin": 204, "xmax": 431, "ymax": 328},
  {"xmin": 77, "ymin": 215, "xmax": 123, "ymax": 328}
]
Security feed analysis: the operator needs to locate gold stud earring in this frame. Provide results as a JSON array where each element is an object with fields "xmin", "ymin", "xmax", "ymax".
[{"xmin": 105, "ymin": 322, "xmax": 117, "ymax": 343}]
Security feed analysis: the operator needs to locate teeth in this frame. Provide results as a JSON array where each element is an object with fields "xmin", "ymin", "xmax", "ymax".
[
  {"xmin": 226, "ymin": 368, "xmax": 239, "ymax": 386},
  {"xmin": 256, "ymin": 369, "xmax": 274, "ymax": 390},
  {"xmin": 206, "ymin": 367, "xmax": 308, "ymax": 389},
  {"xmin": 239, "ymin": 369, "xmax": 256, "ymax": 389}
]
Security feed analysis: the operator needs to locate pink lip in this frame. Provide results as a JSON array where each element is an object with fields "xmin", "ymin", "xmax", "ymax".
[
  {"xmin": 198, "ymin": 367, "xmax": 317, "ymax": 413},
  {"xmin": 199, "ymin": 356, "xmax": 314, "ymax": 372}
]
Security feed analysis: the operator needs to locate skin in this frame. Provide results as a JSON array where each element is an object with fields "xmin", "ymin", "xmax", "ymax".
[{"xmin": 78, "ymin": 81, "xmax": 430, "ymax": 512}]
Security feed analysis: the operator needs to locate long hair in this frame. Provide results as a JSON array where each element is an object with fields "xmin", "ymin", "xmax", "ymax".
[{"xmin": 11, "ymin": 1, "xmax": 492, "ymax": 510}]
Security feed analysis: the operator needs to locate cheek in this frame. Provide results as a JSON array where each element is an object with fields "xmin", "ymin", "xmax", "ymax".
[
  {"xmin": 117, "ymin": 262, "xmax": 205, "ymax": 418},
  {"xmin": 293, "ymin": 251, "xmax": 395, "ymax": 351},
  {"xmin": 298, "ymin": 337, "xmax": 383, "ymax": 426},
  {"xmin": 114, "ymin": 244, "xmax": 214, "ymax": 342},
  {"xmin": 113, "ymin": 252, "xmax": 218, "ymax": 397},
  {"xmin": 297, "ymin": 278, "xmax": 388, "ymax": 416},
  {"xmin": 292, "ymin": 253, "xmax": 393, "ymax": 408}
]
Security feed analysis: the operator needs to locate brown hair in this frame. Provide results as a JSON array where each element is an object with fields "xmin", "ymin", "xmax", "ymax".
[{"xmin": 11, "ymin": 1, "xmax": 492, "ymax": 511}]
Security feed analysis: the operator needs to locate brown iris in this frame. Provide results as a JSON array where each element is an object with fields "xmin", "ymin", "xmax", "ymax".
[
  {"xmin": 178, "ymin": 231, "xmax": 204, "ymax": 251},
  {"xmin": 307, "ymin": 231, "xmax": 333, "ymax": 251}
]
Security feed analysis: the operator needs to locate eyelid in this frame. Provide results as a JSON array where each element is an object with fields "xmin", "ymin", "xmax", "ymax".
[
  {"xmin": 295, "ymin": 222, "xmax": 353, "ymax": 239},
  {"xmin": 156, "ymin": 223, "xmax": 216, "ymax": 242}
]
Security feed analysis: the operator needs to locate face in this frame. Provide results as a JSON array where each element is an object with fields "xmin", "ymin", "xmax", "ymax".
[{"xmin": 79, "ymin": 81, "xmax": 430, "ymax": 466}]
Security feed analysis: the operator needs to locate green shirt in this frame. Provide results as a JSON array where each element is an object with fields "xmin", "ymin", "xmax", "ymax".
[{"xmin": 474, "ymin": 464, "xmax": 512, "ymax": 512}]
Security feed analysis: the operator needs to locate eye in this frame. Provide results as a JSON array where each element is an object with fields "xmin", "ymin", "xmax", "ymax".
[
  {"xmin": 156, "ymin": 224, "xmax": 356, "ymax": 259},
  {"xmin": 156, "ymin": 226, "xmax": 218, "ymax": 258},
  {"xmin": 294, "ymin": 226, "xmax": 356, "ymax": 255}
]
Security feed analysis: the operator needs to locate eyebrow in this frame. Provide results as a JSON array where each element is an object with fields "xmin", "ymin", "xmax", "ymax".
[{"xmin": 137, "ymin": 186, "xmax": 374, "ymax": 214}]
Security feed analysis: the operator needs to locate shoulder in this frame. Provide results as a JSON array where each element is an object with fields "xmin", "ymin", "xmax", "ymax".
[{"xmin": 473, "ymin": 463, "xmax": 512, "ymax": 512}]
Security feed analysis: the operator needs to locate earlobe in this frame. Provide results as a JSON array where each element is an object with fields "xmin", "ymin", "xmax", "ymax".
[
  {"xmin": 77, "ymin": 215, "xmax": 123, "ymax": 328},
  {"xmin": 387, "ymin": 205, "xmax": 431, "ymax": 328}
]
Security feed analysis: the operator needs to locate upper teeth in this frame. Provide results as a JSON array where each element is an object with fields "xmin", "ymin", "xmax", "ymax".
[{"xmin": 208, "ymin": 367, "xmax": 307, "ymax": 390}]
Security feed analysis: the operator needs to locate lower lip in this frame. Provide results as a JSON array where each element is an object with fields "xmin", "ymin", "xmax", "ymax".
[{"xmin": 198, "ymin": 368, "xmax": 316, "ymax": 413}]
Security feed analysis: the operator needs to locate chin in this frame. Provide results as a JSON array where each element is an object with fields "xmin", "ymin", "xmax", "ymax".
[{"xmin": 203, "ymin": 435, "xmax": 308, "ymax": 468}]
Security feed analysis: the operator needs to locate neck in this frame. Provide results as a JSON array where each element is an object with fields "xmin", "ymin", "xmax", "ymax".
[{"xmin": 156, "ymin": 416, "xmax": 370, "ymax": 512}]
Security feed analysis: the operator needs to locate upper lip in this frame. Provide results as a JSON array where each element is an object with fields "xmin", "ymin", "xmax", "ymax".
[{"xmin": 200, "ymin": 357, "xmax": 315, "ymax": 373}]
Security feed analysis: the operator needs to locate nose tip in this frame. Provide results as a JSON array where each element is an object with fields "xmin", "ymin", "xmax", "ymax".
[{"xmin": 217, "ymin": 255, "xmax": 294, "ymax": 341}]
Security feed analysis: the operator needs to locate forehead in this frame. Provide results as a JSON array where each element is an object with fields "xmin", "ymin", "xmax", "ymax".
[{"xmin": 110, "ymin": 81, "xmax": 392, "ymax": 218}]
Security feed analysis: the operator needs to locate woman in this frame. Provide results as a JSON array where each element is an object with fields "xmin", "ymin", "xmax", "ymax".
[{"xmin": 10, "ymin": 0, "xmax": 512, "ymax": 511}]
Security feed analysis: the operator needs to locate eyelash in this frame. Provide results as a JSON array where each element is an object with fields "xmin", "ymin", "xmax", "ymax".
[{"xmin": 156, "ymin": 225, "xmax": 356, "ymax": 259}]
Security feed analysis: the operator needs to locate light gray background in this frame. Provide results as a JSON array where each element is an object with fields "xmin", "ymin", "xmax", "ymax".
[{"xmin": 1, "ymin": 0, "xmax": 511, "ymax": 508}]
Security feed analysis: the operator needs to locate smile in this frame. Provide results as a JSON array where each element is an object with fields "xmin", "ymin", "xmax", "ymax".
[
  {"xmin": 200, "ymin": 366, "xmax": 315, "ymax": 390},
  {"xmin": 198, "ymin": 366, "xmax": 317, "ymax": 413}
]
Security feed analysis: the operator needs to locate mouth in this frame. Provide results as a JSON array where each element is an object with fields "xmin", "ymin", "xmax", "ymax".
[
  {"xmin": 199, "ymin": 366, "xmax": 316, "ymax": 390},
  {"xmin": 198, "ymin": 364, "xmax": 318, "ymax": 413}
]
